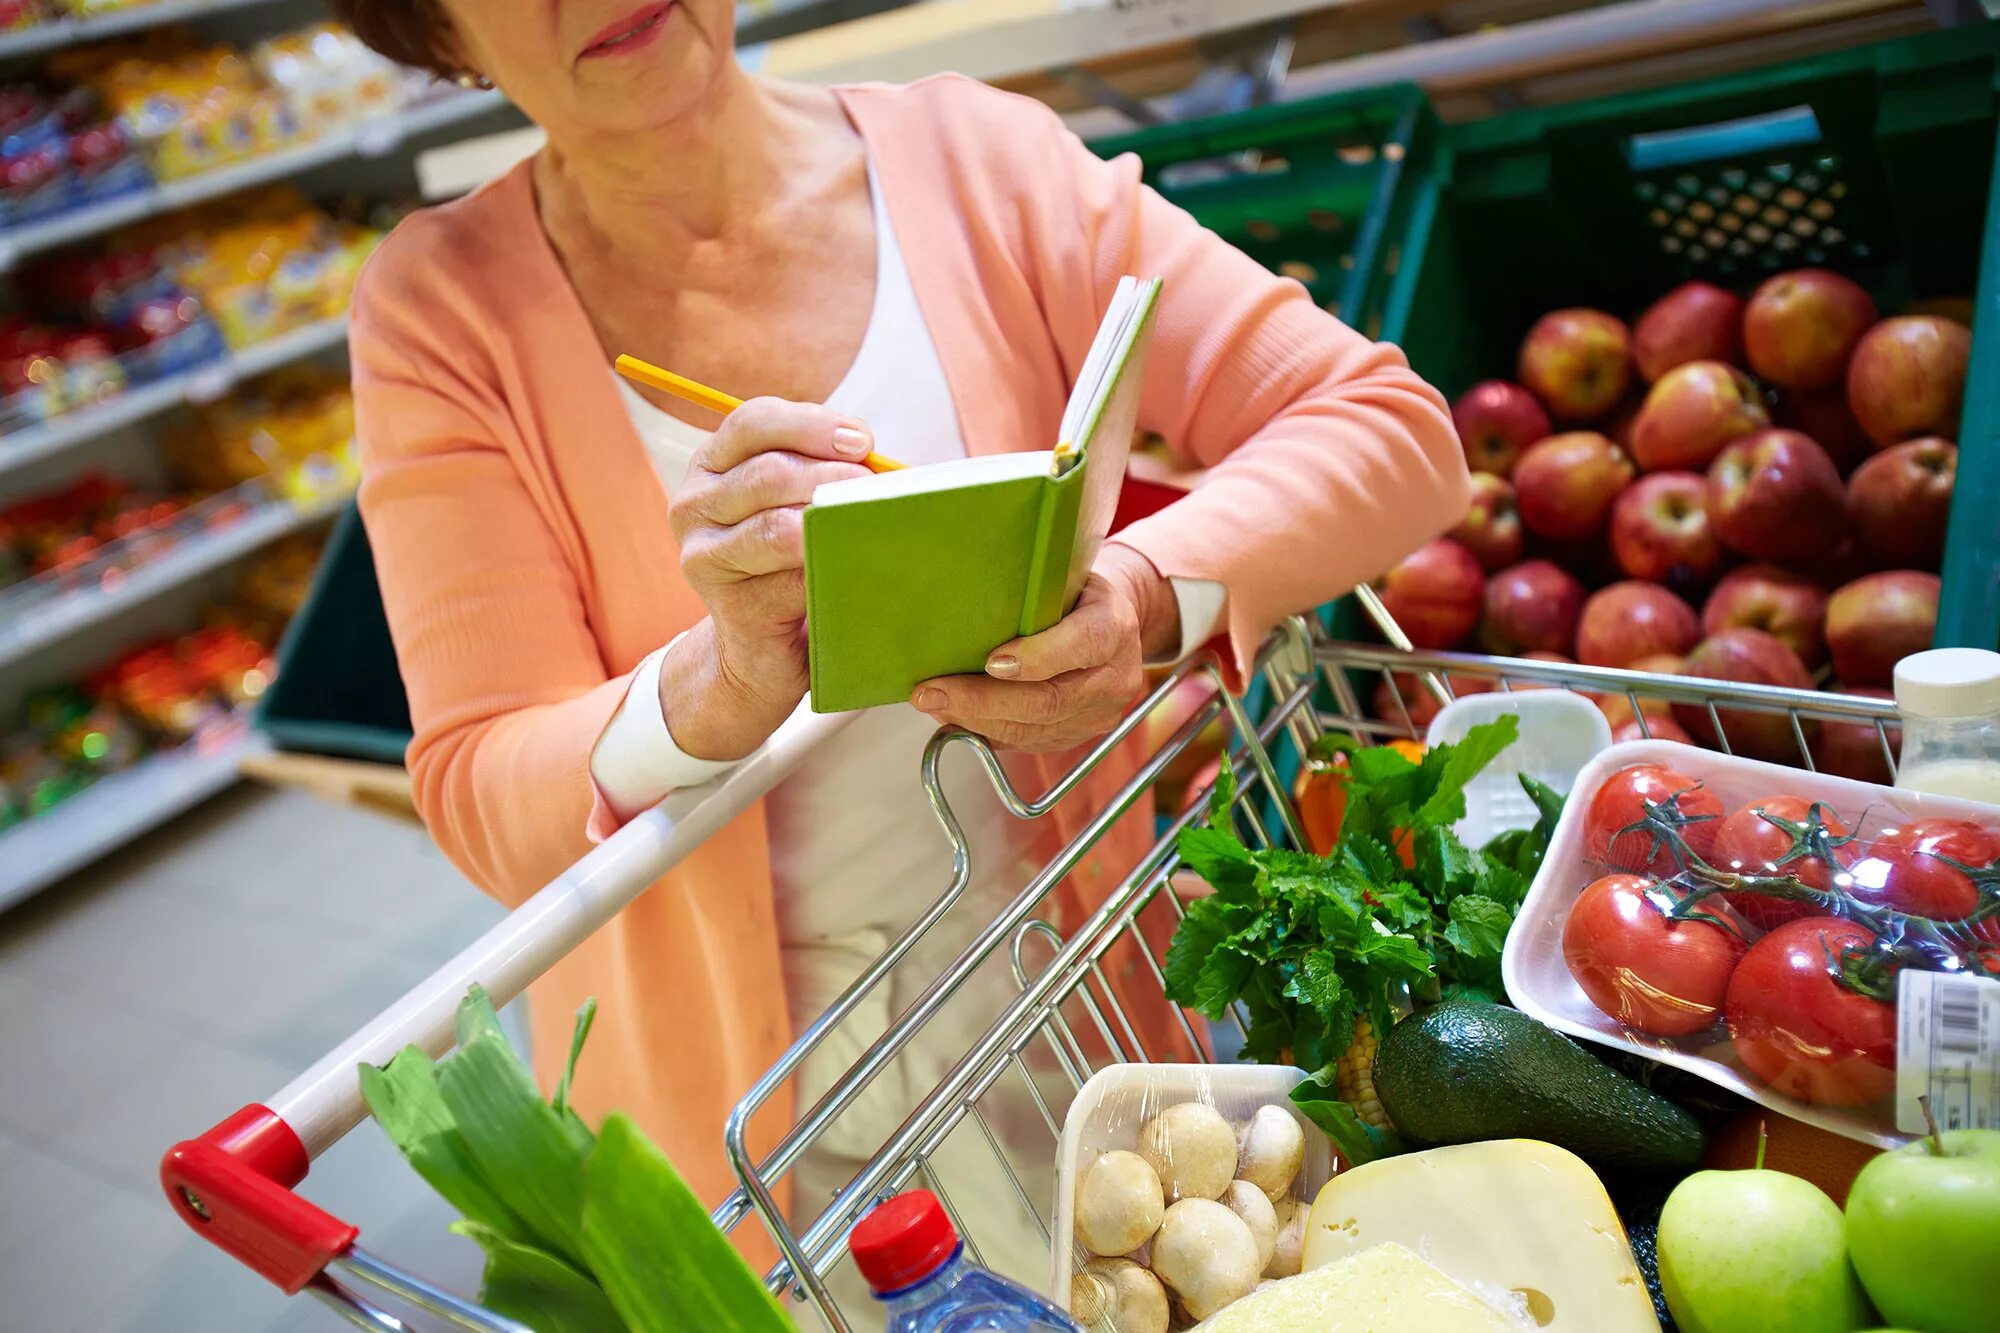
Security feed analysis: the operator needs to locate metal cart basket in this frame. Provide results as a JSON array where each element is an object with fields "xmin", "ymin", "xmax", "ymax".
[{"xmin": 161, "ymin": 616, "xmax": 1901, "ymax": 1332}]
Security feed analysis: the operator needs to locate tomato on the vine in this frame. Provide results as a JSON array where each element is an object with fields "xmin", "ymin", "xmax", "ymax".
[
  {"xmin": 1725, "ymin": 917, "xmax": 1896, "ymax": 1107},
  {"xmin": 1585, "ymin": 764, "xmax": 1723, "ymax": 877},
  {"xmin": 1563, "ymin": 873, "xmax": 1746, "ymax": 1036},
  {"xmin": 1710, "ymin": 795, "xmax": 1859, "ymax": 930},
  {"xmin": 1847, "ymin": 818, "xmax": 2000, "ymax": 925}
]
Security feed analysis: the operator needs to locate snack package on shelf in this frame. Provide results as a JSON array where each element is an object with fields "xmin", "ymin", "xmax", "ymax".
[
  {"xmin": 251, "ymin": 22, "xmax": 400, "ymax": 135},
  {"xmin": 0, "ymin": 79, "xmax": 151, "ymax": 227},
  {"xmin": 117, "ymin": 186, "xmax": 383, "ymax": 346},
  {"xmin": 164, "ymin": 362, "xmax": 355, "ymax": 500},
  {"xmin": 1504, "ymin": 738, "xmax": 2000, "ymax": 1148},
  {"xmin": 1054, "ymin": 1064, "xmax": 1334, "ymax": 1329}
]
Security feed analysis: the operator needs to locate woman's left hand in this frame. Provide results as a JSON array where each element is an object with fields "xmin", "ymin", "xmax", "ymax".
[{"xmin": 912, "ymin": 544, "xmax": 1180, "ymax": 751}]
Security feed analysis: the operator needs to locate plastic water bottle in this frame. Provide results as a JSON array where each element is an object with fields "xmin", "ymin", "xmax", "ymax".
[
  {"xmin": 1893, "ymin": 648, "xmax": 2000, "ymax": 802},
  {"xmin": 849, "ymin": 1190, "xmax": 1084, "ymax": 1333}
]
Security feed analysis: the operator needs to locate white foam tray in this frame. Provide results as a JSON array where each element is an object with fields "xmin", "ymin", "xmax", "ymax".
[
  {"xmin": 1049, "ymin": 1063, "xmax": 1336, "ymax": 1316},
  {"xmin": 1503, "ymin": 737, "xmax": 2000, "ymax": 1149}
]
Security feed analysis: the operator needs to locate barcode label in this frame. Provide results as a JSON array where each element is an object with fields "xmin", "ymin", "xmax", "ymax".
[
  {"xmin": 1939, "ymin": 988, "xmax": 1982, "ymax": 1052},
  {"xmin": 1896, "ymin": 970, "xmax": 2000, "ymax": 1136}
]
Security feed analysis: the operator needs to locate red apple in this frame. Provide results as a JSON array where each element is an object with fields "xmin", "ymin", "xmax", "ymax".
[
  {"xmin": 1813, "ymin": 685, "xmax": 1900, "ymax": 784},
  {"xmin": 1846, "ymin": 437, "xmax": 1956, "ymax": 569},
  {"xmin": 1705, "ymin": 429, "xmax": 1845, "ymax": 562},
  {"xmin": 1701, "ymin": 564, "xmax": 1829, "ymax": 669},
  {"xmin": 1825, "ymin": 570, "xmax": 1940, "ymax": 687},
  {"xmin": 1741, "ymin": 268, "xmax": 1878, "ymax": 390},
  {"xmin": 1482, "ymin": 559, "xmax": 1586, "ymax": 656},
  {"xmin": 1370, "ymin": 538, "xmax": 1486, "ymax": 650},
  {"xmin": 1613, "ymin": 715, "xmax": 1695, "ymax": 745},
  {"xmin": 1633, "ymin": 281, "xmax": 1744, "ymax": 381},
  {"xmin": 1591, "ymin": 652, "xmax": 1686, "ymax": 729},
  {"xmin": 1629, "ymin": 360, "xmax": 1770, "ymax": 472},
  {"xmin": 1451, "ymin": 380, "xmax": 1551, "ymax": 478},
  {"xmin": 1517, "ymin": 308, "xmax": 1633, "ymax": 421},
  {"xmin": 1847, "ymin": 315, "xmax": 1972, "ymax": 447},
  {"xmin": 1513, "ymin": 431, "xmax": 1634, "ymax": 542},
  {"xmin": 1673, "ymin": 628, "xmax": 1817, "ymax": 761},
  {"xmin": 1576, "ymin": 582, "xmax": 1700, "ymax": 668},
  {"xmin": 1373, "ymin": 671, "xmax": 1495, "ymax": 729},
  {"xmin": 1449, "ymin": 472, "xmax": 1525, "ymax": 572},
  {"xmin": 1776, "ymin": 385, "xmax": 1871, "ymax": 475},
  {"xmin": 1609, "ymin": 471, "xmax": 1725, "ymax": 590}
]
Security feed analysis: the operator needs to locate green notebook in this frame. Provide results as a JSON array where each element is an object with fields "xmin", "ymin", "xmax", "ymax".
[{"xmin": 804, "ymin": 275, "xmax": 1163, "ymax": 713}]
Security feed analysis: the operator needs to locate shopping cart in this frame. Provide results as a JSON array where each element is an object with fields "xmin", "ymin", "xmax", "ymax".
[{"xmin": 160, "ymin": 613, "xmax": 1901, "ymax": 1331}]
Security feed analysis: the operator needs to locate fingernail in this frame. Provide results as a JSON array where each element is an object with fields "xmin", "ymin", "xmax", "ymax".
[
  {"xmin": 985, "ymin": 654, "xmax": 1019, "ymax": 679},
  {"xmin": 913, "ymin": 688, "xmax": 946, "ymax": 711},
  {"xmin": 832, "ymin": 423, "xmax": 870, "ymax": 457}
]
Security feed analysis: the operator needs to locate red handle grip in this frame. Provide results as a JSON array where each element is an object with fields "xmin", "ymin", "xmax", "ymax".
[{"xmin": 161, "ymin": 1104, "xmax": 358, "ymax": 1293}]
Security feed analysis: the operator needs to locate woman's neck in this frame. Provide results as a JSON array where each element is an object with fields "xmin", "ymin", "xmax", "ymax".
[{"xmin": 533, "ymin": 68, "xmax": 838, "ymax": 263}]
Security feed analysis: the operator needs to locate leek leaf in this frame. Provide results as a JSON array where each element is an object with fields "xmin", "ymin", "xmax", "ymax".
[
  {"xmin": 439, "ymin": 1031, "xmax": 592, "ymax": 1269},
  {"xmin": 451, "ymin": 1220, "xmax": 628, "ymax": 1333},
  {"xmin": 358, "ymin": 1047, "xmax": 528, "ymax": 1239},
  {"xmin": 581, "ymin": 1114, "xmax": 796, "ymax": 1333}
]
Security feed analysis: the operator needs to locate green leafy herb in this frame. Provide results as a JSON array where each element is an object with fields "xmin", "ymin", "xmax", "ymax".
[{"xmin": 1165, "ymin": 718, "xmax": 1566, "ymax": 1158}]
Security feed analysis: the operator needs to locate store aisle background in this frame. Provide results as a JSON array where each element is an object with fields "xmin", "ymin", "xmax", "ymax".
[{"xmin": 0, "ymin": 784, "xmax": 509, "ymax": 1332}]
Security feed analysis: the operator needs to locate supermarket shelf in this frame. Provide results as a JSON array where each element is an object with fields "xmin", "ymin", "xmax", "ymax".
[
  {"xmin": 0, "ymin": 90, "xmax": 511, "ymax": 270},
  {"xmin": 0, "ymin": 719, "xmax": 248, "ymax": 912},
  {"xmin": 0, "ymin": 488, "xmax": 346, "ymax": 670},
  {"xmin": 0, "ymin": 316, "xmax": 349, "ymax": 476},
  {"xmin": 0, "ymin": 0, "xmax": 282, "ymax": 61}
]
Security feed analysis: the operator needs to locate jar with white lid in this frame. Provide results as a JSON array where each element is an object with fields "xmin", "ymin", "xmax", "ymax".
[{"xmin": 1892, "ymin": 647, "xmax": 2000, "ymax": 804}]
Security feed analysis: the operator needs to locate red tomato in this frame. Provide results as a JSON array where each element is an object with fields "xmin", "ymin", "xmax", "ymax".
[
  {"xmin": 1847, "ymin": 818, "xmax": 2000, "ymax": 923},
  {"xmin": 1585, "ymin": 764, "xmax": 1724, "ymax": 878},
  {"xmin": 1710, "ymin": 795, "xmax": 1859, "ymax": 930},
  {"xmin": 1725, "ymin": 917, "xmax": 1896, "ymax": 1106},
  {"xmin": 1563, "ymin": 873, "xmax": 1747, "ymax": 1036}
]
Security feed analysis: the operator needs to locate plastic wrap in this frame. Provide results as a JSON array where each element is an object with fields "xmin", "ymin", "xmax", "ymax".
[
  {"xmin": 1505, "ymin": 738, "xmax": 2000, "ymax": 1148},
  {"xmin": 1052, "ymin": 1064, "xmax": 1336, "ymax": 1331}
]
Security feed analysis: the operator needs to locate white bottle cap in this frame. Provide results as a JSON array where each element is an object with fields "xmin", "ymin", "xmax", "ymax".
[{"xmin": 1893, "ymin": 647, "xmax": 2000, "ymax": 719}]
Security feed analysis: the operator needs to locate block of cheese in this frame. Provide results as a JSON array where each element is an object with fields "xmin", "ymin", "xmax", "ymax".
[
  {"xmin": 1197, "ymin": 1242, "xmax": 1525, "ymax": 1332},
  {"xmin": 1300, "ymin": 1139, "xmax": 1656, "ymax": 1332}
]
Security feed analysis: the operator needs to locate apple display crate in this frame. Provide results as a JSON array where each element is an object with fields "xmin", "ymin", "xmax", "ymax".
[
  {"xmin": 1369, "ymin": 22, "xmax": 2000, "ymax": 652},
  {"xmin": 157, "ymin": 611, "xmax": 1898, "ymax": 1331}
]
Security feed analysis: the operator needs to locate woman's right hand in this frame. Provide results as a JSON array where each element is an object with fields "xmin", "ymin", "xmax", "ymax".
[{"xmin": 661, "ymin": 397, "xmax": 874, "ymax": 760}]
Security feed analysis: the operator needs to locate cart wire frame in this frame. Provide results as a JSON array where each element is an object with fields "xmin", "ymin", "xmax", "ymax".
[{"xmin": 158, "ymin": 616, "xmax": 1900, "ymax": 1332}]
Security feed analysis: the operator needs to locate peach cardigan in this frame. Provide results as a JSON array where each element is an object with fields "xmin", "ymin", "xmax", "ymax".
[{"xmin": 349, "ymin": 74, "xmax": 1466, "ymax": 1239}]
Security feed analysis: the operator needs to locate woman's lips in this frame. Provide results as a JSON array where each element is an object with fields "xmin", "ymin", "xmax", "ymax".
[{"xmin": 580, "ymin": 1, "xmax": 674, "ymax": 59}]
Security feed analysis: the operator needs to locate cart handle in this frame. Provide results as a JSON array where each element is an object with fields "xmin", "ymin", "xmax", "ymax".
[{"xmin": 160, "ymin": 707, "xmax": 851, "ymax": 1287}]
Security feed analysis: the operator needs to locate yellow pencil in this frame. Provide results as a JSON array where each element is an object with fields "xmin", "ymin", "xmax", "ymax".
[{"xmin": 614, "ymin": 354, "xmax": 904, "ymax": 473}]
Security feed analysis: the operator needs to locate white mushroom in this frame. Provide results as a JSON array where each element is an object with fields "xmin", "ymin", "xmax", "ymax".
[
  {"xmin": 1265, "ymin": 1198, "xmax": 1307, "ymax": 1279},
  {"xmin": 1082, "ymin": 1257, "xmax": 1168, "ymax": 1333},
  {"xmin": 1072, "ymin": 1270, "xmax": 1111, "ymax": 1326},
  {"xmin": 1149, "ymin": 1197, "xmax": 1262, "ymax": 1322},
  {"xmin": 1076, "ymin": 1150, "xmax": 1165, "ymax": 1256},
  {"xmin": 1138, "ymin": 1102, "xmax": 1238, "ymax": 1202},
  {"xmin": 1234, "ymin": 1105, "xmax": 1306, "ymax": 1201},
  {"xmin": 1219, "ymin": 1179, "xmax": 1278, "ymax": 1271}
]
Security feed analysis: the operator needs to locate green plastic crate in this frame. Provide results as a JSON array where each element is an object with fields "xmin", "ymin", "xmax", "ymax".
[
  {"xmin": 1093, "ymin": 82, "xmax": 1434, "ymax": 326},
  {"xmin": 253, "ymin": 500, "xmax": 412, "ymax": 765},
  {"xmin": 1372, "ymin": 23, "xmax": 2000, "ymax": 650}
]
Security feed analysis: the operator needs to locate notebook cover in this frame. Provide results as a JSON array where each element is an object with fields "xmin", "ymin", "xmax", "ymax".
[{"xmin": 803, "ymin": 472, "xmax": 1047, "ymax": 712}]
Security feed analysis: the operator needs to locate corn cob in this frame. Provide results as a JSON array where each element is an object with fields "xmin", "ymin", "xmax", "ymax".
[{"xmin": 1335, "ymin": 1017, "xmax": 1389, "ymax": 1130}]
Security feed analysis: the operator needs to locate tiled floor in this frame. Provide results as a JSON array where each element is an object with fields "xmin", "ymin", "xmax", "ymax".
[{"xmin": 0, "ymin": 783, "xmax": 511, "ymax": 1332}]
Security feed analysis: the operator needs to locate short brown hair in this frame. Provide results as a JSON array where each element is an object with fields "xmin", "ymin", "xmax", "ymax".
[{"xmin": 330, "ymin": 1, "xmax": 459, "ymax": 80}]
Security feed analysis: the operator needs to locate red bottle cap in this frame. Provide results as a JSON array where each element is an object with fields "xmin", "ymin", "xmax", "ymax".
[{"xmin": 849, "ymin": 1190, "xmax": 960, "ymax": 1294}]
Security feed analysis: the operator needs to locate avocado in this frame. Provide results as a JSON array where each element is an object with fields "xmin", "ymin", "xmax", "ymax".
[{"xmin": 1373, "ymin": 1001, "xmax": 1706, "ymax": 1173}]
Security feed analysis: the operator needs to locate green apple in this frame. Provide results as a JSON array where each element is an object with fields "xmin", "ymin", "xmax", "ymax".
[
  {"xmin": 1844, "ymin": 1127, "xmax": 2000, "ymax": 1333},
  {"xmin": 1659, "ymin": 1166, "xmax": 1873, "ymax": 1333}
]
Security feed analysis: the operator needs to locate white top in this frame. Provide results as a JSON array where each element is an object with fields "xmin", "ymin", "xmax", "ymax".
[
  {"xmin": 589, "ymin": 159, "xmax": 1224, "ymax": 962},
  {"xmin": 1893, "ymin": 647, "xmax": 2000, "ymax": 720}
]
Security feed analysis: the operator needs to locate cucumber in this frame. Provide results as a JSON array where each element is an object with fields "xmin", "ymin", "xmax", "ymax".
[{"xmin": 1374, "ymin": 1002, "xmax": 1706, "ymax": 1173}]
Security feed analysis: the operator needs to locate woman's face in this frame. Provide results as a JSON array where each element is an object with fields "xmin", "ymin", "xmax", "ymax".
[{"xmin": 437, "ymin": 0, "xmax": 738, "ymax": 139}]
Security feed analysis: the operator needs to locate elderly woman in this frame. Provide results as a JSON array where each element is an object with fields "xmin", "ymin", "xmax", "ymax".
[{"xmin": 334, "ymin": 0, "xmax": 1466, "ymax": 1295}]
